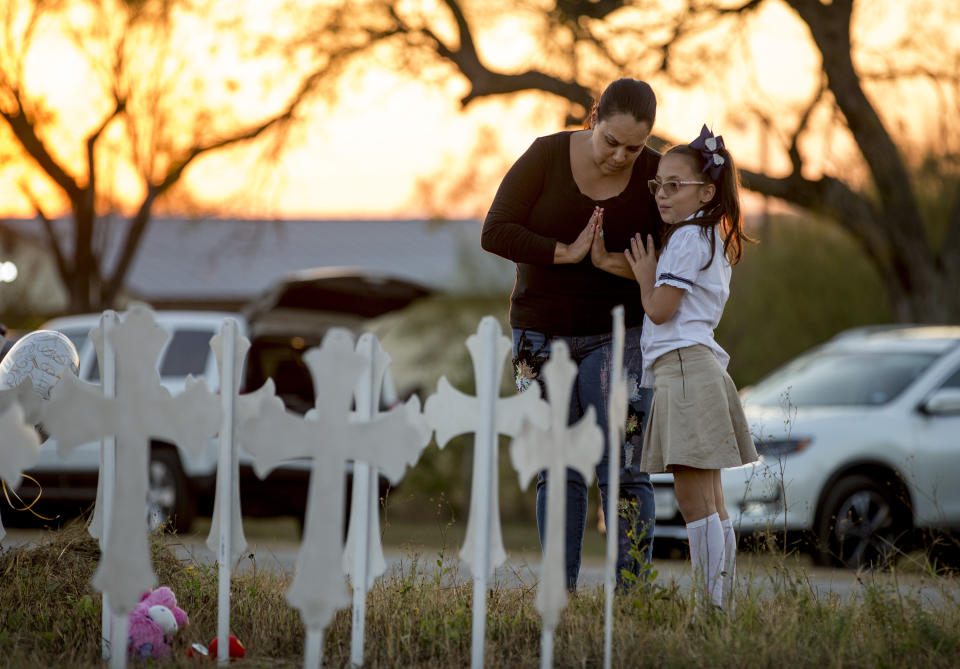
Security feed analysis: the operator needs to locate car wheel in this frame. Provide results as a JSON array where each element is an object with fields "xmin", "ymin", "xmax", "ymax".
[
  {"xmin": 147, "ymin": 447, "xmax": 194, "ymax": 534},
  {"xmin": 815, "ymin": 474, "xmax": 907, "ymax": 569}
]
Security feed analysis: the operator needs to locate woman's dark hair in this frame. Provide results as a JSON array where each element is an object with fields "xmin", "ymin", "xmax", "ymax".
[
  {"xmin": 662, "ymin": 144, "xmax": 753, "ymax": 267},
  {"xmin": 589, "ymin": 78, "xmax": 657, "ymax": 128}
]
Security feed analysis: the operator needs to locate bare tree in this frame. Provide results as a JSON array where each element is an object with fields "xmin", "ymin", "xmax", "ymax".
[
  {"xmin": 0, "ymin": 0, "xmax": 386, "ymax": 312},
  {"xmin": 292, "ymin": 0, "xmax": 960, "ymax": 322}
]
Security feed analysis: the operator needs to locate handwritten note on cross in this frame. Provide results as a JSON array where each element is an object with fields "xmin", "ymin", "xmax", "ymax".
[
  {"xmin": 511, "ymin": 339, "xmax": 603, "ymax": 646},
  {"xmin": 238, "ymin": 328, "xmax": 424, "ymax": 639},
  {"xmin": 44, "ymin": 305, "xmax": 220, "ymax": 614}
]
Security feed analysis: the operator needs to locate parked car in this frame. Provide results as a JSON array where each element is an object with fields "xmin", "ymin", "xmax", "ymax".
[
  {"xmin": 5, "ymin": 269, "xmax": 432, "ymax": 533},
  {"xmin": 650, "ymin": 325, "xmax": 960, "ymax": 568}
]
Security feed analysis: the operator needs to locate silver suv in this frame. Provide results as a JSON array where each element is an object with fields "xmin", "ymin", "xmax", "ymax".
[{"xmin": 651, "ymin": 325, "xmax": 960, "ymax": 569}]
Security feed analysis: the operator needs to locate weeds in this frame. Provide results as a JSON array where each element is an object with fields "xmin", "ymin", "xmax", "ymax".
[{"xmin": 2, "ymin": 521, "xmax": 960, "ymax": 667}]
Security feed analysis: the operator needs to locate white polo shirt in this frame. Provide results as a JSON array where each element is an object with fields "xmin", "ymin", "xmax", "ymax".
[{"xmin": 639, "ymin": 221, "xmax": 731, "ymax": 386}]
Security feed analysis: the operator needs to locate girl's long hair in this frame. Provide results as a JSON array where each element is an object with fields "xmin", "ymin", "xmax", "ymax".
[{"xmin": 662, "ymin": 144, "xmax": 754, "ymax": 268}]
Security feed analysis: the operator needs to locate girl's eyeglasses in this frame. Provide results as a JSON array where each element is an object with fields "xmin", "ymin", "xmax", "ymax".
[{"xmin": 647, "ymin": 178, "xmax": 706, "ymax": 196}]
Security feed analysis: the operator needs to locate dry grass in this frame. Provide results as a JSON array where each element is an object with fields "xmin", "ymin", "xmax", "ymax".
[{"xmin": 3, "ymin": 522, "xmax": 960, "ymax": 668}]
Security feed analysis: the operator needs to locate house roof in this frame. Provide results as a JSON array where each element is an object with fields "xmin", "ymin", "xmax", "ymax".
[{"xmin": 1, "ymin": 218, "xmax": 513, "ymax": 305}]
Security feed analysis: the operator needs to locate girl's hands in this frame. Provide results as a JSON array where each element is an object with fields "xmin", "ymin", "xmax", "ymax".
[
  {"xmin": 624, "ymin": 233, "xmax": 657, "ymax": 287},
  {"xmin": 554, "ymin": 206, "xmax": 602, "ymax": 264}
]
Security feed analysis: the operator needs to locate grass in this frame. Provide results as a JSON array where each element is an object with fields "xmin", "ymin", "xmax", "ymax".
[{"xmin": 3, "ymin": 521, "xmax": 960, "ymax": 668}]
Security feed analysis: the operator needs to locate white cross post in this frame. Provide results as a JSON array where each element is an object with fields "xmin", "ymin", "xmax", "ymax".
[
  {"xmin": 238, "ymin": 328, "xmax": 426, "ymax": 669},
  {"xmin": 44, "ymin": 305, "xmax": 221, "ymax": 669},
  {"xmin": 510, "ymin": 339, "xmax": 604, "ymax": 669},
  {"xmin": 423, "ymin": 316, "xmax": 548, "ymax": 669},
  {"xmin": 343, "ymin": 333, "xmax": 430, "ymax": 667},
  {"xmin": 603, "ymin": 306, "xmax": 627, "ymax": 669},
  {"xmin": 207, "ymin": 317, "xmax": 265, "ymax": 666},
  {"xmin": 86, "ymin": 311, "xmax": 119, "ymax": 548},
  {"xmin": 83, "ymin": 310, "xmax": 121, "ymax": 659}
]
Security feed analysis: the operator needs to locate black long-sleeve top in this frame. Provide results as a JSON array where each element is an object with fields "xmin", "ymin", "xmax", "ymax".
[{"xmin": 481, "ymin": 131, "xmax": 662, "ymax": 336}]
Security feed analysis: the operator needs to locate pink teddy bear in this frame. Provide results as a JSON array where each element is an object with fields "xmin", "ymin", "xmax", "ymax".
[{"xmin": 127, "ymin": 586, "xmax": 189, "ymax": 661}]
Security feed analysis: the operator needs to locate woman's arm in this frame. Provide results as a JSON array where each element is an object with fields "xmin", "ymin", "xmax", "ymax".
[
  {"xmin": 481, "ymin": 139, "xmax": 562, "ymax": 265},
  {"xmin": 624, "ymin": 234, "xmax": 685, "ymax": 325}
]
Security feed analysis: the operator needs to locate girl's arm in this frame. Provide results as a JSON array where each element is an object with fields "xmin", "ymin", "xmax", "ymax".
[{"xmin": 624, "ymin": 234, "xmax": 685, "ymax": 325}]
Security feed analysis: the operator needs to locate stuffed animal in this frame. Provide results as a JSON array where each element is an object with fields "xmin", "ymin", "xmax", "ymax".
[{"xmin": 127, "ymin": 586, "xmax": 189, "ymax": 661}]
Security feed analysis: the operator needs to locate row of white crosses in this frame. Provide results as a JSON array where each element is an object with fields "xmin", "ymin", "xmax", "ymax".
[{"xmin": 0, "ymin": 305, "xmax": 633, "ymax": 669}]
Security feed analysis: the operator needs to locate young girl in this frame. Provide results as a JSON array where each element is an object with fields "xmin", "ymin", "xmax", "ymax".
[{"xmin": 624, "ymin": 125, "xmax": 758, "ymax": 610}]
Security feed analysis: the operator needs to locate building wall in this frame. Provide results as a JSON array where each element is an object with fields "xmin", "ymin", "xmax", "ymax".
[{"xmin": 0, "ymin": 234, "xmax": 68, "ymax": 324}]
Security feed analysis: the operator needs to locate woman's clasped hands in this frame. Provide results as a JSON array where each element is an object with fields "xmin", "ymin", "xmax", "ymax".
[
  {"xmin": 555, "ymin": 207, "xmax": 656, "ymax": 287},
  {"xmin": 555, "ymin": 206, "xmax": 604, "ymax": 264}
]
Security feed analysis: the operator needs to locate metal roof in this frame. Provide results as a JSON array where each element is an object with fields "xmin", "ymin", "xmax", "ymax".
[{"xmin": 2, "ymin": 218, "xmax": 513, "ymax": 303}]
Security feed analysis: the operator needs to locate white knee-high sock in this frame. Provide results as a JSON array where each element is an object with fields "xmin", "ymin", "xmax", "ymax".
[
  {"xmin": 720, "ymin": 516, "xmax": 737, "ymax": 609},
  {"xmin": 686, "ymin": 513, "xmax": 725, "ymax": 608}
]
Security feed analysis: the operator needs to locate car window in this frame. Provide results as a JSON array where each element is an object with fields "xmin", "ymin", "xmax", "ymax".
[
  {"xmin": 939, "ymin": 366, "xmax": 960, "ymax": 389},
  {"xmin": 55, "ymin": 329, "xmax": 98, "ymax": 381},
  {"xmin": 58, "ymin": 329, "xmax": 89, "ymax": 354},
  {"xmin": 744, "ymin": 351, "xmax": 938, "ymax": 408},
  {"xmin": 84, "ymin": 327, "xmax": 212, "ymax": 382},
  {"xmin": 160, "ymin": 330, "xmax": 213, "ymax": 377}
]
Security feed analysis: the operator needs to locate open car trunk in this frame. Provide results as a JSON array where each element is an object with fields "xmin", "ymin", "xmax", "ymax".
[{"xmin": 241, "ymin": 268, "xmax": 432, "ymax": 413}]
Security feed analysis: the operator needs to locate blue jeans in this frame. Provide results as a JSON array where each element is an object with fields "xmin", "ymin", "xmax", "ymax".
[{"xmin": 512, "ymin": 326, "xmax": 654, "ymax": 590}]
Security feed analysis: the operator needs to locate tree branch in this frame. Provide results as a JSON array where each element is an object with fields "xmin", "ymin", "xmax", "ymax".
[
  {"xmin": 1, "ymin": 98, "xmax": 82, "ymax": 202},
  {"xmin": 402, "ymin": 0, "xmax": 594, "ymax": 109},
  {"xmin": 554, "ymin": 0, "xmax": 628, "ymax": 22},
  {"xmin": 789, "ymin": 0, "xmax": 926, "ymax": 245},
  {"xmin": 739, "ymin": 167, "xmax": 890, "ymax": 269},
  {"xmin": 101, "ymin": 39, "xmax": 377, "ymax": 303},
  {"xmin": 84, "ymin": 97, "xmax": 126, "ymax": 217},
  {"xmin": 787, "ymin": 74, "xmax": 828, "ymax": 173},
  {"xmin": 18, "ymin": 182, "xmax": 70, "ymax": 285}
]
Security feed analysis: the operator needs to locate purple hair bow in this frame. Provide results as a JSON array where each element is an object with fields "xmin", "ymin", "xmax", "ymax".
[{"xmin": 688, "ymin": 124, "xmax": 726, "ymax": 181}]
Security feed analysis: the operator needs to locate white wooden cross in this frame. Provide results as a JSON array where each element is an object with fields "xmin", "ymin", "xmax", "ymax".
[
  {"xmin": 206, "ymin": 318, "xmax": 280, "ymax": 666},
  {"xmin": 343, "ymin": 333, "xmax": 430, "ymax": 667},
  {"xmin": 0, "ymin": 378, "xmax": 44, "ymax": 427},
  {"xmin": 238, "ymin": 327, "xmax": 425, "ymax": 669},
  {"xmin": 602, "ymin": 306, "xmax": 627, "ymax": 669},
  {"xmin": 0, "ymin": 400, "xmax": 42, "ymax": 542},
  {"xmin": 511, "ymin": 339, "xmax": 604, "ymax": 669},
  {"xmin": 85, "ymin": 311, "xmax": 118, "ymax": 547},
  {"xmin": 423, "ymin": 316, "xmax": 548, "ymax": 669},
  {"xmin": 80, "ymin": 310, "xmax": 122, "ymax": 660},
  {"xmin": 207, "ymin": 319, "xmax": 250, "ymax": 566},
  {"xmin": 43, "ymin": 306, "xmax": 221, "ymax": 623}
]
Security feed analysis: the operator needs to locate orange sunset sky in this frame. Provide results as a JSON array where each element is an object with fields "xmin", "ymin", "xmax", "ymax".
[{"xmin": 0, "ymin": 0, "xmax": 951, "ymax": 222}]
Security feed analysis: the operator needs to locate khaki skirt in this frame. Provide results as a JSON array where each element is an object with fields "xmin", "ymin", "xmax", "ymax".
[{"xmin": 640, "ymin": 344, "xmax": 758, "ymax": 474}]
